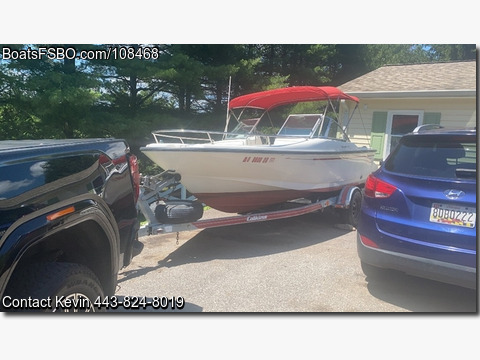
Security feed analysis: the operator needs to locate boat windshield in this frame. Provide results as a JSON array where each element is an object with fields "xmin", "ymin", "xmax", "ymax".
[
  {"xmin": 276, "ymin": 114, "xmax": 349, "ymax": 140},
  {"xmin": 318, "ymin": 117, "xmax": 349, "ymax": 141},
  {"xmin": 277, "ymin": 114, "xmax": 322, "ymax": 137},
  {"xmin": 224, "ymin": 112, "xmax": 349, "ymax": 141},
  {"xmin": 226, "ymin": 118, "xmax": 262, "ymax": 138}
]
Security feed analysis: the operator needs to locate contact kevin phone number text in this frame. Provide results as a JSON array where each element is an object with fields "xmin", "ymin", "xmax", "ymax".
[{"xmin": 95, "ymin": 296, "xmax": 185, "ymax": 310}]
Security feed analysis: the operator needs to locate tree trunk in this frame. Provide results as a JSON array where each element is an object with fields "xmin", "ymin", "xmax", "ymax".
[{"xmin": 129, "ymin": 74, "xmax": 138, "ymax": 114}]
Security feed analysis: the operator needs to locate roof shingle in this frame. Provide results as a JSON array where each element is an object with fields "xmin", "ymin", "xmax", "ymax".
[{"xmin": 340, "ymin": 61, "xmax": 476, "ymax": 92}]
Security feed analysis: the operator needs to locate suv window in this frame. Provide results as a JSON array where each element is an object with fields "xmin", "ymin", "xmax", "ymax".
[{"xmin": 384, "ymin": 135, "xmax": 476, "ymax": 179}]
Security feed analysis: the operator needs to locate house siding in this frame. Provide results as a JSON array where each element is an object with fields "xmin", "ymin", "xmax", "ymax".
[
  {"xmin": 346, "ymin": 97, "xmax": 476, "ymax": 151},
  {"xmin": 340, "ymin": 61, "xmax": 476, "ymax": 161}
]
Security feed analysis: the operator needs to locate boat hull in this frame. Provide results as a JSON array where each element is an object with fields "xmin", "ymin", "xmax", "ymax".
[
  {"xmin": 195, "ymin": 188, "xmax": 345, "ymax": 213},
  {"xmin": 141, "ymin": 141, "xmax": 377, "ymax": 213}
]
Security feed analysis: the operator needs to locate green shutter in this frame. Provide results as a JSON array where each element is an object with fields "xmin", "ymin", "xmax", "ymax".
[
  {"xmin": 370, "ymin": 111, "xmax": 387, "ymax": 161},
  {"xmin": 423, "ymin": 112, "xmax": 441, "ymax": 125}
]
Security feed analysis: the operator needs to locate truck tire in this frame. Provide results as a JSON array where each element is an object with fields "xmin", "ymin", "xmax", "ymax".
[{"xmin": 5, "ymin": 262, "xmax": 105, "ymax": 312}]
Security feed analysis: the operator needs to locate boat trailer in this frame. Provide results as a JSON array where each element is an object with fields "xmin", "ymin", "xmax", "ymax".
[{"xmin": 137, "ymin": 171, "xmax": 363, "ymax": 237}]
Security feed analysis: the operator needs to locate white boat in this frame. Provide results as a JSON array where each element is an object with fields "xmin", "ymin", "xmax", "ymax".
[{"xmin": 141, "ymin": 86, "xmax": 377, "ymax": 213}]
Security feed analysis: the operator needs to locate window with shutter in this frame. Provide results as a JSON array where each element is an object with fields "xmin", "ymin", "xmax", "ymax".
[{"xmin": 369, "ymin": 111, "xmax": 439, "ymax": 161}]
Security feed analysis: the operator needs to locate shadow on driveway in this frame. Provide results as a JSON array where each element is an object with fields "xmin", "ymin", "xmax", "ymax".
[
  {"xmin": 364, "ymin": 269, "xmax": 476, "ymax": 312},
  {"xmin": 119, "ymin": 210, "xmax": 351, "ymax": 283},
  {"xmin": 157, "ymin": 210, "xmax": 351, "ymax": 269}
]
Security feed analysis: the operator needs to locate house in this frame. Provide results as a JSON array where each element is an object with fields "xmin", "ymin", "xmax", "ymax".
[{"xmin": 339, "ymin": 60, "xmax": 476, "ymax": 161}]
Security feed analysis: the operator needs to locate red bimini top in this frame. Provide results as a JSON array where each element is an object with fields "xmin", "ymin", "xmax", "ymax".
[{"xmin": 228, "ymin": 86, "xmax": 359, "ymax": 111}]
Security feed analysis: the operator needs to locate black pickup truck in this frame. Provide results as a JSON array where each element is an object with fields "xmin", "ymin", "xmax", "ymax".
[{"xmin": 0, "ymin": 139, "xmax": 140, "ymax": 312}]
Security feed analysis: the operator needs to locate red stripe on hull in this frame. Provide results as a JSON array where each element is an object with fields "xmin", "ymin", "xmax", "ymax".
[
  {"xmin": 196, "ymin": 190, "xmax": 311, "ymax": 213},
  {"xmin": 195, "ymin": 182, "xmax": 364, "ymax": 213}
]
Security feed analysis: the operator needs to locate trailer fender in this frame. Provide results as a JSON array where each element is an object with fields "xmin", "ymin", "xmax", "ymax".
[
  {"xmin": 336, "ymin": 185, "xmax": 361, "ymax": 208},
  {"xmin": 336, "ymin": 186, "xmax": 362, "ymax": 227}
]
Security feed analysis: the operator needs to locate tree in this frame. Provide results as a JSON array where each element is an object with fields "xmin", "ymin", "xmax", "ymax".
[
  {"xmin": 1, "ymin": 44, "xmax": 99, "ymax": 139},
  {"xmin": 254, "ymin": 44, "xmax": 339, "ymax": 86},
  {"xmin": 93, "ymin": 45, "xmax": 171, "ymax": 116},
  {"xmin": 427, "ymin": 44, "xmax": 476, "ymax": 61},
  {"xmin": 161, "ymin": 45, "xmax": 205, "ymax": 114},
  {"xmin": 1, "ymin": 43, "xmax": 475, "ymax": 145}
]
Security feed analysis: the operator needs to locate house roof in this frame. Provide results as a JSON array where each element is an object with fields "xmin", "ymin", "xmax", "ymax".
[{"xmin": 339, "ymin": 60, "xmax": 476, "ymax": 98}]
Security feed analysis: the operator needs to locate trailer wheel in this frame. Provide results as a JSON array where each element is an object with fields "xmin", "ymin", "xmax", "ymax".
[
  {"xmin": 4, "ymin": 262, "xmax": 105, "ymax": 312},
  {"xmin": 342, "ymin": 189, "xmax": 362, "ymax": 227}
]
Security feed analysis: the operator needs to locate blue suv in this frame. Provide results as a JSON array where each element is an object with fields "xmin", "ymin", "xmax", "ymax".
[{"xmin": 357, "ymin": 126, "xmax": 476, "ymax": 289}]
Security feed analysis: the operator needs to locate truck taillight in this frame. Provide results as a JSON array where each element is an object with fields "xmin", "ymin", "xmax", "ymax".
[
  {"xmin": 129, "ymin": 154, "xmax": 140, "ymax": 203},
  {"xmin": 364, "ymin": 174, "xmax": 397, "ymax": 198}
]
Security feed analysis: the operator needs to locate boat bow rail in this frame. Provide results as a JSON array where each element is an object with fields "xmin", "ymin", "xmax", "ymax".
[
  {"xmin": 151, "ymin": 114, "xmax": 350, "ymax": 146},
  {"xmin": 152, "ymin": 129, "xmax": 228, "ymax": 144}
]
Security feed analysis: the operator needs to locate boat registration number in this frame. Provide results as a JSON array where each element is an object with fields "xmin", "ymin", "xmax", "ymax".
[{"xmin": 429, "ymin": 203, "xmax": 476, "ymax": 228}]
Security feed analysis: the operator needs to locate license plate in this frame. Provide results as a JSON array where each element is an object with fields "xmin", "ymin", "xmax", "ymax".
[{"xmin": 430, "ymin": 203, "xmax": 476, "ymax": 228}]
